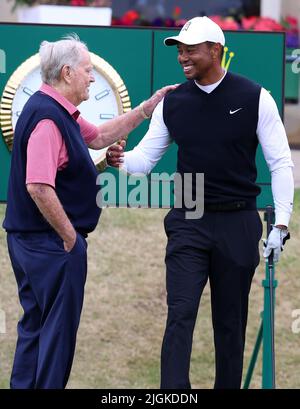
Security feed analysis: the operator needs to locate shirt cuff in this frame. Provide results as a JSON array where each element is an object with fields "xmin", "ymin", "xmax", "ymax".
[
  {"xmin": 120, "ymin": 160, "xmax": 128, "ymax": 173},
  {"xmin": 26, "ymin": 179, "xmax": 55, "ymax": 189},
  {"xmin": 275, "ymin": 210, "xmax": 291, "ymax": 227}
]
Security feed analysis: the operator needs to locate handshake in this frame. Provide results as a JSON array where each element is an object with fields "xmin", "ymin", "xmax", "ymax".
[{"xmin": 106, "ymin": 139, "xmax": 126, "ymax": 168}]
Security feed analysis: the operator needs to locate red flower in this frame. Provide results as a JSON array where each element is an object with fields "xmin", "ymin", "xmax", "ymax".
[
  {"xmin": 241, "ymin": 16, "xmax": 258, "ymax": 30},
  {"xmin": 285, "ymin": 15, "xmax": 298, "ymax": 28},
  {"xmin": 253, "ymin": 17, "xmax": 284, "ymax": 32},
  {"xmin": 120, "ymin": 9, "xmax": 140, "ymax": 26},
  {"xmin": 70, "ymin": 0, "xmax": 87, "ymax": 6},
  {"xmin": 241, "ymin": 16, "xmax": 284, "ymax": 32},
  {"xmin": 173, "ymin": 6, "xmax": 181, "ymax": 18},
  {"xmin": 164, "ymin": 18, "xmax": 175, "ymax": 28},
  {"xmin": 222, "ymin": 17, "xmax": 239, "ymax": 30},
  {"xmin": 175, "ymin": 19, "xmax": 187, "ymax": 27},
  {"xmin": 209, "ymin": 15, "xmax": 239, "ymax": 30},
  {"xmin": 209, "ymin": 15, "xmax": 224, "ymax": 26}
]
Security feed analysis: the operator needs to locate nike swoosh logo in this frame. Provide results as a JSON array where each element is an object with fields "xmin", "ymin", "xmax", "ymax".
[{"xmin": 230, "ymin": 108, "xmax": 243, "ymax": 115}]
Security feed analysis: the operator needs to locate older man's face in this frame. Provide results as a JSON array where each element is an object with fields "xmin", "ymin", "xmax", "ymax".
[{"xmin": 70, "ymin": 49, "xmax": 95, "ymax": 106}]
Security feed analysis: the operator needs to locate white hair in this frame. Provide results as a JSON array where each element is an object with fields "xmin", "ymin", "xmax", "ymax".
[{"xmin": 39, "ymin": 33, "xmax": 88, "ymax": 85}]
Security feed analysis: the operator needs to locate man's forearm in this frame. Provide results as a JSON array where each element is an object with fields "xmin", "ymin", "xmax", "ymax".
[
  {"xmin": 26, "ymin": 183, "xmax": 76, "ymax": 244},
  {"xmin": 271, "ymin": 166, "xmax": 294, "ymax": 227},
  {"xmin": 90, "ymin": 84, "xmax": 177, "ymax": 149},
  {"xmin": 93, "ymin": 106, "xmax": 145, "ymax": 149}
]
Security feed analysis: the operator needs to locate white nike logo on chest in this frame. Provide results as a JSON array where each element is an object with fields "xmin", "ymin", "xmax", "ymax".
[{"xmin": 230, "ymin": 108, "xmax": 243, "ymax": 115}]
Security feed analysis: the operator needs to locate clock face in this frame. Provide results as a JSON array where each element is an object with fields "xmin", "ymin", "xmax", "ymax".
[
  {"xmin": 79, "ymin": 69, "xmax": 120, "ymax": 163},
  {"xmin": 11, "ymin": 67, "xmax": 42, "ymax": 129},
  {"xmin": 0, "ymin": 52, "xmax": 131, "ymax": 168}
]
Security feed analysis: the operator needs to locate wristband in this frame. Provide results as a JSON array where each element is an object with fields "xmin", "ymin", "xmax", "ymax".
[{"xmin": 139, "ymin": 101, "xmax": 151, "ymax": 119}]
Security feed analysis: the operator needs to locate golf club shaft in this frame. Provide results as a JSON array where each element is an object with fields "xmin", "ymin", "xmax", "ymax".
[{"xmin": 266, "ymin": 206, "xmax": 276, "ymax": 389}]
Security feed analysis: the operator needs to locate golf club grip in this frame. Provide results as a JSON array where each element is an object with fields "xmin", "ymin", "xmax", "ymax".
[
  {"xmin": 265, "ymin": 205, "xmax": 274, "ymax": 237},
  {"xmin": 265, "ymin": 206, "xmax": 275, "ymax": 265}
]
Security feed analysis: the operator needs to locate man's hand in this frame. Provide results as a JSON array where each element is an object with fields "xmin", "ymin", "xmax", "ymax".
[
  {"xmin": 106, "ymin": 139, "xmax": 126, "ymax": 167},
  {"xmin": 64, "ymin": 231, "xmax": 77, "ymax": 253},
  {"xmin": 90, "ymin": 84, "xmax": 178, "ymax": 150},
  {"xmin": 142, "ymin": 84, "xmax": 178, "ymax": 118},
  {"xmin": 26, "ymin": 183, "xmax": 78, "ymax": 253},
  {"xmin": 263, "ymin": 225, "xmax": 290, "ymax": 263}
]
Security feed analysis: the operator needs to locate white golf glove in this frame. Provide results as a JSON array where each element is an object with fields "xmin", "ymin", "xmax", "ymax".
[{"xmin": 263, "ymin": 226, "xmax": 289, "ymax": 263}]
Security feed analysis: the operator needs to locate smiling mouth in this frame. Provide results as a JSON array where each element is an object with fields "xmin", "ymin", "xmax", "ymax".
[{"xmin": 183, "ymin": 65, "xmax": 193, "ymax": 73}]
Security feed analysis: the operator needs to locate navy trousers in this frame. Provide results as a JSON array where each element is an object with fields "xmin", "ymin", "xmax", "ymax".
[
  {"xmin": 161, "ymin": 208, "xmax": 263, "ymax": 389},
  {"xmin": 7, "ymin": 231, "xmax": 87, "ymax": 389}
]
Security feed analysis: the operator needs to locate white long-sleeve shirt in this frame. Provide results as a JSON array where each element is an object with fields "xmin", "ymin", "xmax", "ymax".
[{"xmin": 122, "ymin": 73, "xmax": 294, "ymax": 226}]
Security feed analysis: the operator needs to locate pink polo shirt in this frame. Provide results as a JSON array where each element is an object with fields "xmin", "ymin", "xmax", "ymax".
[{"xmin": 26, "ymin": 83, "xmax": 98, "ymax": 188}]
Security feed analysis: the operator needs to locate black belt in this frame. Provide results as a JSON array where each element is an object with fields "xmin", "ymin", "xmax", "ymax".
[{"xmin": 204, "ymin": 201, "xmax": 247, "ymax": 212}]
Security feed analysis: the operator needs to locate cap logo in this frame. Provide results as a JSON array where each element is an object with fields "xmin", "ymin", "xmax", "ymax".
[{"xmin": 182, "ymin": 21, "xmax": 191, "ymax": 32}]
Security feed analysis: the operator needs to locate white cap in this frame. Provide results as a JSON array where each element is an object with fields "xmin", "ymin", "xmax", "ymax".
[{"xmin": 164, "ymin": 16, "xmax": 225, "ymax": 47}]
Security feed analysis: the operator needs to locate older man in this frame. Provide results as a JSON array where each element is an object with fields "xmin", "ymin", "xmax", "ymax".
[
  {"xmin": 107, "ymin": 17, "xmax": 294, "ymax": 388},
  {"xmin": 3, "ymin": 34, "xmax": 175, "ymax": 389}
]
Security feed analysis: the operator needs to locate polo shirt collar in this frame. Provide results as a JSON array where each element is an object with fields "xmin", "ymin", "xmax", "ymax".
[{"xmin": 40, "ymin": 83, "xmax": 80, "ymax": 120}]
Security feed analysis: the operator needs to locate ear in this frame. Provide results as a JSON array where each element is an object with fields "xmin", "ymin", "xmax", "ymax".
[
  {"xmin": 61, "ymin": 65, "xmax": 72, "ymax": 84},
  {"xmin": 210, "ymin": 50, "xmax": 216, "ymax": 60},
  {"xmin": 211, "ymin": 44, "xmax": 221, "ymax": 60}
]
